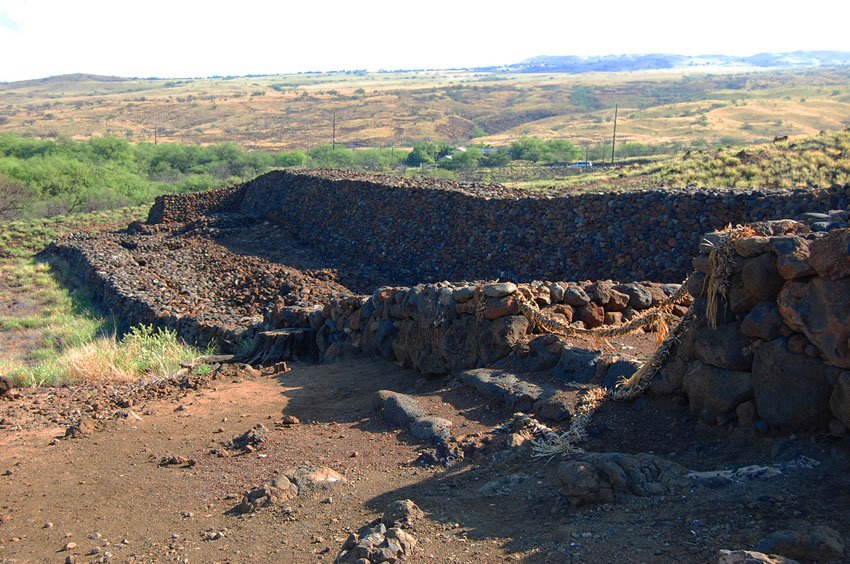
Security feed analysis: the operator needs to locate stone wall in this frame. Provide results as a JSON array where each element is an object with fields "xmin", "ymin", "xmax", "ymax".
[
  {"xmin": 147, "ymin": 184, "xmax": 246, "ymax": 224},
  {"xmin": 654, "ymin": 220, "xmax": 850, "ymax": 433},
  {"xmin": 238, "ymin": 170, "xmax": 850, "ymax": 283},
  {"xmin": 41, "ymin": 231, "xmax": 250, "ymax": 352},
  {"xmin": 266, "ymin": 279, "xmax": 682, "ymax": 377}
]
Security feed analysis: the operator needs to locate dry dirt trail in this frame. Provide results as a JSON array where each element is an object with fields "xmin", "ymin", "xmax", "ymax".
[{"xmin": 0, "ymin": 358, "xmax": 847, "ymax": 563}]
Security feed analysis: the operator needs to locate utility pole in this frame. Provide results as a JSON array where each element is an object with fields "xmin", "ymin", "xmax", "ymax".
[
  {"xmin": 611, "ymin": 104, "xmax": 618, "ymax": 165},
  {"xmin": 332, "ymin": 110, "xmax": 336, "ymax": 150}
]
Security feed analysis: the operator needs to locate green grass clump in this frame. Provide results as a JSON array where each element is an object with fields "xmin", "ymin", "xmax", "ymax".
[{"xmin": 0, "ymin": 207, "xmax": 210, "ymax": 387}]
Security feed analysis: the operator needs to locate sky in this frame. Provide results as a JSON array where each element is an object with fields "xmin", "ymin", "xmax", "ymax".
[{"xmin": 0, "ymin": 0, "xmax": 849, "ymax": 82}]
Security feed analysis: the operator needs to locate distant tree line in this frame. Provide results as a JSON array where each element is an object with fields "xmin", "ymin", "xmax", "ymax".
[{"xmin": 0, "ymin": 133, "xmax": 690, "ymax": 219}]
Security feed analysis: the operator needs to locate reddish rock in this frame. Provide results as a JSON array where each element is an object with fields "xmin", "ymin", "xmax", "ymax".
[
  {"xmin": 551, "ymin": 304, "xmax": 574, "ymax": 322},
  {"xmin": 604, "ymin": 311, "xmax": 624, "ymax": 325},
  {"xmin": 604, "ymin": 289, "xmax": 630, "ymax": 312},
  {"xmin": 771, "ymin": 236, "xmax": 815, "ymax": 279},
  {"xmin": 778, "ymin": 278, "xmax": 850, "ymax": 368},
  {"xmin": 577, "ymin": 303, "xmax": 605, "ymax": 329},
  {"xmin": 808, "ymin": 229, "xmax": 850, "ymax": 280},
  {"xmin": 483, "ymin": 296, "xmax": 519, "ymax": 320}
]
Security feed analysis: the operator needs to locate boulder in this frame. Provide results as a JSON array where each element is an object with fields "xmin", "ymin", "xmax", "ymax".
[
  {"xmin": 482, "ymin": 295, "xmax": 519, "ymax": 320},
  {"xmin": 477, "ymin": 316, "xmax": 529, "ymax": 366},
  {"xmin": 374, "ymin": 318, "xmax": 398, "ymax": 360},
  {"xmin": 563, "ymin": 285, "xmax": 591, "ymax": 307},
  {"xmin": 285, "ymin": 465, "xmax": 345, "ymax": 493},
  {"xmin": 533, "ymin": 389, "xmax": 577, "ymax": 422},
  {"xmin": 586, "ymin": 281, "xmax": 613, "ymax": 305},
  {"xmin": 692, "ymin": 320, "xmax": 753, "ymax": 371},
  {"xmin": 687, "ymin": 271, "xmax": 707, "ymax": 298},
  {"xmin": 808, "ymin": 228, "xmax": 850, "ymax": 280},
  {"xmin": 409, "ymin": 416, "xmax": 453, "ymax": 443},
  {"xmin": 440, "ymin": 315, "xmax": 480, "ymax": 373},
  {"xmin": 651, "ymin": 353, "xmax": 687, "ymax": 396},
  {"xmin": 778, "ymin": 277, "xmax": 850, "ymax": 368},
  {"xmin": 459, "ymin": 369, "xmax": 543, "ymax": 412},
  {"xmin": 553, "ymin": 346, "xmax": 602, "ymax": 384},
  {"xmin": 375, "ymin": 390, "xmax": 425, "ymax": 427},
  {"xmin": 735, "ymin": 400, "xmax": 758, "ymax": 426},
  {"xmin": 557, "ymin": 459, "xmax": 613, "ymax": 506},
  {"xmin": 614, "ymin": 283, "xmax": 654, "ymax": 310},
  {"xmin": 728, "ymin": 274, "xmax": 760, "ymax": 314},
  {"xmin": 577, "ymin": 303, "xmax": 605, "ymax": 329},
  {"xmin": 602, "ymin": 358, "xmax": 643, "ymax": 390},
  {"xmin": 231, "ymin": 477, "xmax": 298, "ymax": 514},
  {"xmin": 604, "ymin": 289, "xmax": 630, "ymax": 312},
  {"xmin": 604, "ymin": 311, "xmax": 624, "ymax": 325},
  {"xmin": 733, "ymin": 235, "xmax": 771, "ymax": 257},
  {"xmin": 716, "ymin": 549, "xmax": 798, "ymax": 564},
  {"xmin": 382, "ymin": 499, "xmax": 423, "ymax": 528},
  {"xmin": 741, "ymin": 302, "xmax": 784, "ymax": 341},
  {"xmin": 754, "ymin": 526, "xmax": 844, "ymax": 562},
  {"xmin": 682, "ymin": 361, "xmax": 753, "ymax": 419},
  {"xmin": 453, "ymin": 286, "xmax": 475, "ymax": 303},
  {"xmin": 557, "ymin": 452, "xmax": 690, "ymax": 507},
  {"xmin": 742, "ymin": 253, "xmax": 784, "ymax": 300},
  {"xmin": 483, "ymin": 282, "xmax": 517, "ymax": 298},
  {"xmin": 830, "ymin": 372, "xmax": 850, "ymax": 429},
  {"xmin": 752, "ymin": 338, "xmax": 837, "ymax": 429},
  {"xmin": 771, "ymin": 236, "xmax": 815, "ymax": 280},
  {"xmin": 548, "ymin": 282, "xmax": 566, "ymax": 303},
  {"xmin": 525, "ymin": 335, "xmax": 563, "ymax": 371}
]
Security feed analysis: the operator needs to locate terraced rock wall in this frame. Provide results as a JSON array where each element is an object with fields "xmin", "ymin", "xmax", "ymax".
[{"xmin": 237, "ymin": 170, "xmax": 850, "ymax": 283}]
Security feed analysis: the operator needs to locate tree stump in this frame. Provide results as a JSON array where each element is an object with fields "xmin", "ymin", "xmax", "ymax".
[{"xmin": 240, "ymin": 329, "xmax": 317, "ymax": 365}]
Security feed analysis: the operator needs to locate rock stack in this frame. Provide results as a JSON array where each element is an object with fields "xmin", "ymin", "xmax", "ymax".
[{"xmin": 656, "ymin": 219, "xmax": 850, "ymax": 433}]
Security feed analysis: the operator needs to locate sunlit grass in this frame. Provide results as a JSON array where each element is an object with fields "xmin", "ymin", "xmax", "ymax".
[{"xmin": 0, "ymin": 206, "xmax": 211, "ymax": 387}]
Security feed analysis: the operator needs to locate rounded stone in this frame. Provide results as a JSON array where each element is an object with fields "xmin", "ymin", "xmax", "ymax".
[{"xmin": 483, "ymin": 282, "xmax": 517, "ymax": 298}]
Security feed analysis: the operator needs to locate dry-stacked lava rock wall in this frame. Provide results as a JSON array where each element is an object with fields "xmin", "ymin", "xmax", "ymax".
[
  {"xmin": 147, "ymin": 184, "xmax": 246, "ymax": 224},
  {"xmin": 236, "ymin": 170, "xmax": 850, "ymax": 283},
  {"xmin": 655, "ymin": 220, "xmax": 850, "ymax": 433},
  {"xmin": 266, "ymin": 279, "xmax": 681, "ymax": 376}
]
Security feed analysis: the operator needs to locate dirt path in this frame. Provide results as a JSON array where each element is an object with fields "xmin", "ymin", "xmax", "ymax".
[{"xmin": 0, "ymin": 358, "xmax": 847, "ymax": 563}]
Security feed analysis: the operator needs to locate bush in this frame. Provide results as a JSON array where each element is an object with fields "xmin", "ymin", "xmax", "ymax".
[{"xmin": 509, "ymin": 137, "xmax": 580, "ymax": 163}]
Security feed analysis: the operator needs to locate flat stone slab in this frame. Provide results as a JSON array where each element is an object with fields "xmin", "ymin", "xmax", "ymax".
[
  {"xmin": 374, "ymin": 390, "xmax": 453, "ymax": 444},
  {"xmin": 458, "ymin": 369, "xmax": 544, "ymax": 413}
]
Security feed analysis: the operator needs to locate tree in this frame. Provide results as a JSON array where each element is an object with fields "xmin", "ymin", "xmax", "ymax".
[
  {"xmin": 308, "ymin": 144, "xmax": 356, "ymax": 168},
  {"xmin": 509, "ymin": 137, "xmax": 548, "ymax": 162},
  {"xmin": 405, "ymin": 141, "xmax": 453, "ymax": 166},
  {"xmin": 439, "ymin": 147, "xmax": 482, "ymax": 170},
  {"xmin": 0, "ymin": 174, "xmax": 33, "ymax": 219}
]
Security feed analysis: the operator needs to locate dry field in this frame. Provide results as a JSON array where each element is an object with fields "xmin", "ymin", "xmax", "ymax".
[{"xmin": 2, "ymin": 67, "xmax": 850, "ymax": 151}]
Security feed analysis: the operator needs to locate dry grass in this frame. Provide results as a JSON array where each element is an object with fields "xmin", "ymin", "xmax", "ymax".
[
  {"xmin": 2, "ymin": 67, "xmax": 849, "ymax": 151},
  {"xmin": 0, "ymin": 207, "xmax": 209, "ymax": 387},
  {"xmin": 514, "ymin": 129, "xmax": 850, "ymax": 191},
  {"xmin": 58, "ymin": 325, "xmax": 206, "ymax": 383}
]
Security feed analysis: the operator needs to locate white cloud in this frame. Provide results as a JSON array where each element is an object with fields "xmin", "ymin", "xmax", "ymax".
[{"xmin": 0, "ymin": 0, "xmax": 848, "ymax": 81}]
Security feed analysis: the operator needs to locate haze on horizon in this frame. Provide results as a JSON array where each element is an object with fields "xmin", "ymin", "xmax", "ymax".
[{"xmin": 1, "ymin": 0, "xmax": 849, "ymax": 82}]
